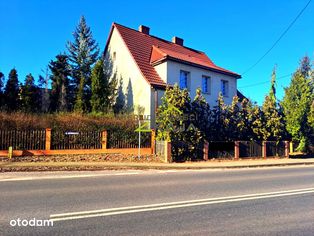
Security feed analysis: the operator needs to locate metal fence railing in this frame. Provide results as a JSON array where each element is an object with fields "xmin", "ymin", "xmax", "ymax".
[
  {"xmin": 0, "ymin": 130, "xmax": 46, "ymax": 150},
  {"xmin": 51, "ymin": 130, "xmax": 102, "ymax": 150},
  {"xmin": 171, "ymin": 140, "xmax": 204, "ymax": 162},
  {"xmin": 266, "ymin": 141, "xmax": 286, "ymax": 157},
  {"xmin": 207, "ymin": 141, "xmax": 234, "ymax": 159},
  {"xmin": 107, "ymin": 130, "xmax": 151, "ymax": 149},
  {"xmin": 239, "ymin": 141, "xmax": 263, "ymax": 158}
]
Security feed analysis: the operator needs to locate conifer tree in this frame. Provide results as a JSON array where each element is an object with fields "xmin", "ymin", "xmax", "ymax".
[
  {"xmin": 67, "ymin": 16, "xmax": 99, "ymax": 112},
  {"xmin": 48, "ymin": 54, "xmax": 71, "ymax": 112},
  {"xmin": 261, "ymin": 67, "xmax": 284, "ymax": 141},
  {"xmin": 38, "ymin": 68, "xmax": 50, "ymax": 113},
  {"xmin": 156, "ymin": 85, "xmax": 203, "ymax": 161},
  {"xmin": 192, "ymin": 88, "xmax": 211, "ymax": 141},
  {"xmin": 282, "ymin": 56, "xmax": 313, "ymax": 151},
  {"xmin": 91, "ymin": 59, "xmax": 117, "ymax": 113},
  {"xmin": 20, "ymin": 73, "xmax": 40, "ymax": 112},
  {"xmin": 0, "ymin": 72, "xmax": 4, "ymax": 108},
  {"xmin": 4, "ymin": 69, "xmax": 20, "ymax": 111}
]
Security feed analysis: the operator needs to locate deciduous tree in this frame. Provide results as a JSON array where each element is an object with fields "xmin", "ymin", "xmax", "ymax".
[{"xmin": 281, "ymin": 56, "xmax": 313, "ymax": 151}]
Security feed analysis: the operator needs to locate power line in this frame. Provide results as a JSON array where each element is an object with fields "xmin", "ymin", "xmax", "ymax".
[
  {"xmin": 242, "ymin": 0, "xmax": 312, "ymax": 75},
  {"xmin": 238, "ymin": 73, "xmax": 292, "ymax": 89}
]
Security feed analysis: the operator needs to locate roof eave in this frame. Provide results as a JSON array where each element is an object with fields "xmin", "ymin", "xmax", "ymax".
[{"xmin": 151, "ymin": 57, "xmax": 241, "ymax": 79}]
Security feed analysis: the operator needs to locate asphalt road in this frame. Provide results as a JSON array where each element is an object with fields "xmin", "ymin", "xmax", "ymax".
[{"xmin": 1, "ymin": 166, "xmax": 314, "ymax": 236}]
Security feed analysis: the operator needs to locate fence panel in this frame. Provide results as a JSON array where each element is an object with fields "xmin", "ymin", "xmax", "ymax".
[
  {"xmin": 107, "ymin": 130, "xmax": 151, "ymax": 149},
  {"xmin": 239, "ymin": 141, "xmax": 262, "ymax": 158},
  {"xmin": 207, "ymin": 141, "xmax": 234, "ymax": 159},
  {"xmin": 155, "ymin": 140, "xmax": 166, "ymax": 157},
  {"xmin": 266, "ymin": 141, "xmax": 285, "ymax": 157},
  {"xmin": 171, "ymin": 140, "xmax": 204, "ymax": 162},
  {"xmin": 0, "ymin": 130, "xmax": 46, "ymax": 150},
  {"xmin": 51, "ymin": 130, "xmax": 102, "ymax": 150}
]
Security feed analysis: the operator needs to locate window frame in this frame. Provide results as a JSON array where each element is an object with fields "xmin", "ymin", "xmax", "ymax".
[
  {"xmin": 202, "ymin": 75, "xmax": 211, "ymax": 94},
  {"xmin": 221, "ymin": 80, "xmax": 229, "ymax": 97},
  {"xmin": 179, "ymin": 70, "xmax": 190, "ymax": 90}
]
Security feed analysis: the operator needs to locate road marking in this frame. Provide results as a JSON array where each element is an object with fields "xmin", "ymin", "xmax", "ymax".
[
  {"xmin": 50, "ymin": 187, "xmax": 314, "ymax": 222},
  {"xmin": 0, "ymin": 172, "xmax": 140, "ymax": 182}
]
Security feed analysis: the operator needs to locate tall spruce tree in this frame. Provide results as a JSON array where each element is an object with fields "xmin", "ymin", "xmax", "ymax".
[
  {"xmin": 67, "ymin": 16, "xmax": 99, "ymax": 112},
  {"xmin": 261, "ymin": 67, "xmax": 284, "ymax": 141},
  {"xmin": 48, "ymin": 54, "xmax": 71, "ymax": 112},
  {"xmin": 20, "ymin": 73, "xmax": 40, "ymax": 112},
  {"xmin": 4, "ymin": 68, "xmax": 20, "ymax": 111},
  {"xmin": 282, "ymin": 56, "xmax": 313, "ymax": 151}
]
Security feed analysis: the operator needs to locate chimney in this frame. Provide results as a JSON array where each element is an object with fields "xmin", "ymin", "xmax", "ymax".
[
  {"xmin": 172, "ymin": 36, "xmax": 184, "ymax": 46},
  {"xmin": 139, "ymin": 25, "xmax": 150, "ymax": 35}
]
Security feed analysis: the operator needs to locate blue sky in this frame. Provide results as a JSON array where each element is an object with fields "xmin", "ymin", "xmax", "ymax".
[{"xmin": 0, "ymin": 0, "xmax": 313, "ymax": 104}]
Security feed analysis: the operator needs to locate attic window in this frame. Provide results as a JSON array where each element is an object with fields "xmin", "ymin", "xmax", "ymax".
[{"xmin": 113, "ymin": 52, "xmax": 116, "ymax": 61}]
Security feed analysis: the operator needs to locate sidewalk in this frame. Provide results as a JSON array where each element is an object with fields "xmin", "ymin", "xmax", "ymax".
[{"xmin": 1, "ymin": 158, "xmax": 314, "ymax": 172}]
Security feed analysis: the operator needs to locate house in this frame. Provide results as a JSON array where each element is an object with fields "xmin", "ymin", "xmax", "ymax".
[{"xmin": 104, "ymin": 23, "xmax": 241, "ymax": 127}]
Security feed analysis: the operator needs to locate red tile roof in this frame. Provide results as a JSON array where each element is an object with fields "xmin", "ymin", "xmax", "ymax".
[{"xmin": 106, "ymin": 23, "xmax": 241, "ymax": 88}]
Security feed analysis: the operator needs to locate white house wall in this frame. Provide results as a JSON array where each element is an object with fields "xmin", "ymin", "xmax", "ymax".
[
  {"xmin": 105, "ymin": 27, "xmax": 151, "ymax": 116},
  {"xmin": 160, "ymin": 60, "xmax": 238, "ymax": 107}
]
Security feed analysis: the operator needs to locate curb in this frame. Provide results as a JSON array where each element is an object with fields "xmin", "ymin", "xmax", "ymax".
[{"xmin": 1, "ymin": 162, "xmax": 314, "ymax": 172}]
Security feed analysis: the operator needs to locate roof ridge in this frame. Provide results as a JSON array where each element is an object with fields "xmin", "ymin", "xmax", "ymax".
[{"xmin": 113, "ymin": 22, "xmax": 205, "ymax": 54}]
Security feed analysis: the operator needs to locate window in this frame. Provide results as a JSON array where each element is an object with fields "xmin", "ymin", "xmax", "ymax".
[
  {"xmin": 113, "ymin": 52, "xmax": 116, "ymax": 61},
  {"xmin": 221, "ymin": 80, "xmax": 229, "ymax": 96},
  {"xmin": 202, "ymin": 76, "xmax": 210, "ymax": 94},
  {"xmin": 179, "ymin": 70, "xmax": 190, "ymax": 90}
]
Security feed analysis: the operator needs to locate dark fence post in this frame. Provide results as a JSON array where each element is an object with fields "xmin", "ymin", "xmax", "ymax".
[
  {"xmin": 285, "ymin": 141, "xmax": 290, "ymax": 158},
  {"xmin": 166, "ymin": 141, "xmax": 172, "ymax": 163},
  {"xmin": 203, "ymin": 141, "xmax": 209, "ymax": 161},
  {"xmin": 151, "ymin": 129, "xmax": 155, "ymax": 154},
  {"xmin": 45, "ymin": 128, "xmax": 51, "ymax": 150},
  {"xmin": 102, "ymin": 130, "xmax": 107, "ymax": 149},
  {"xmin": 262, "ymin": 141, "xmax": 267, "ymax": 159},
  {"xmin": 234, "ymin": 141, "xmax": 239, "ymax": 159}
]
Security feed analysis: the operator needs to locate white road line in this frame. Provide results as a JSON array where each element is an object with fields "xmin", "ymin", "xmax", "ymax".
[
  {"xmin": 0, "ymin": 172, "xmax": 140, "ymax": 182},
  {"xmin": 50, "ymin": 187, "xmax": 314, "ymax": 222}
]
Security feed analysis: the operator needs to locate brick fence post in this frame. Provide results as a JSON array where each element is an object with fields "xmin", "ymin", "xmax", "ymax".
[
  {"xmin": 102, "ymin": 130, "xmax": 107, "ymax": 149},
  {"xmin": 151, "ymin": 129, "xmax": 155, "ymax": 154},
  {"xmin": 45, "ymin": 128, "xmax": 51, "ymax": 150},
  {"xmin": 165, "ymin": 141, "xmax": 172, "ymax": 163},
  {"xmin": 262, "ymin": 141, "xmax": 267, "ymax": 159},
  {"xmin": 203, "ymin": 141, "xmax": 209, "ymax": 161},
  {"xmin": 285, "ymin": 141, "xmax": 290, "ymax": 158},
  {"xmin": 234, "ymin": 141, "xmax": 239, "ymax": 160}
]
